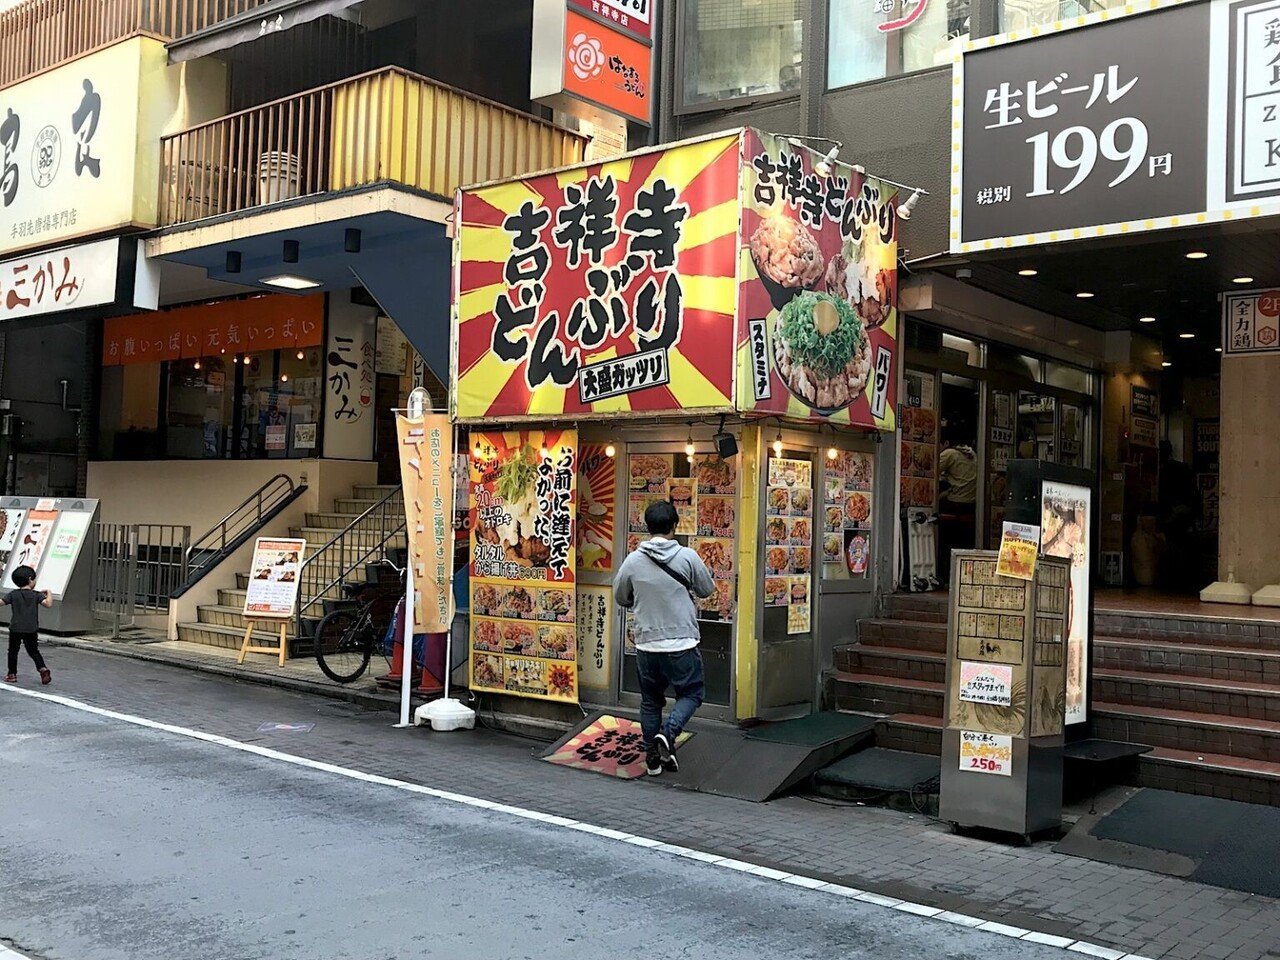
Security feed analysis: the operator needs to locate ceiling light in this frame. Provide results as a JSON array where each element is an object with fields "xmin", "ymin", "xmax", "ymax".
[
  {"xmin": 261, "ymin": 274, "xmax": 321, "ymax": 290},
  {"xmin": 1215, "ymin": 347, "xmax": 1223, "ymax": 353},
  {"xmin": 1161, "ymin": 360, "xmax": 1172, "ymax": 367},
  {"xmin": 1017, "ymin": 268, "xmax": 1038, "ymax": 277},
  {"xmin": 1138, "ymin": 316, "xmax": 1156, "ymax": 323},
  {"xmin": 1076, "ymin": 291, "xmax": 1094, "ymax": 299},
  {"xmin": 1179, "ymin": 332, "xmax": 1195, "ymax": 339},
  {"xmin": 1185, "ymin": 251, "xmax": 1208, "ymax": 259},
  {"xmin": 1234, "ymin": 276, "xmax": 1254, "ymax": 284}
]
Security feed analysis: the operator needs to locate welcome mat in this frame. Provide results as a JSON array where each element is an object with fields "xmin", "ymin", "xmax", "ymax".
[{"xmin": 544, "ymin": 714, "xmax": 691, "ymax": 780}]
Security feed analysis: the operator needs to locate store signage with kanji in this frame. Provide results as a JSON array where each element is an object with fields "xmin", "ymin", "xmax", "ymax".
[{"xmin": 952, "ymin": 0, "xmax": 1280, "ymax": 251}]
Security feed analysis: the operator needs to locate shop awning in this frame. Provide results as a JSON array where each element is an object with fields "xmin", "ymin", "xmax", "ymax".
[{"xmin": 167, "ymin": 0, "xmax": 367, "ymax": 64}]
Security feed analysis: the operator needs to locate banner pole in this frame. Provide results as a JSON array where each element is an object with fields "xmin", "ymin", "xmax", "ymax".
[
  {"xmin": 443, "ymin": 426, "xmax": 460, "ymax": 704},
  {"xmin": 395, "ymin": 555, "xmax": 414, "ymax": 728}
]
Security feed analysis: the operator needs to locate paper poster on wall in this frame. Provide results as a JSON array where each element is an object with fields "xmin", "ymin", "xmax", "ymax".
[
  {"xmin": 243, "ymin": 538, "xmax": 306, "ymax": 618},
  {"xmin": 578, "ymin": 444, "xmax": 616, "ymax": 572},
  {"xmin": 293, "ymin": 423, "xmax": 317, "ymax": 450},
  {"xmin": 265, "ymin": 425, "xmax": 287, "ymax": 451},
  {"xmin": 996, "ymin": 522, "xmax": 1039, "ymax": 581},
  {"xmin": 0, "ymin": 509, "xmax": 26, "ymax": 554},
  {"xmin": 576, "ymin": 584, "xmax": 614, "ymax": 692},
  {"xmin": 958, "ymin": 662, "xmax": 1014, "ymax": 707},
  {"xmin": 958, "ymin": 730, "xmax": 1013, "ymax": 776},
  {"xmin": 37, "ymin": 511, "xmax": 94, "ymax": 597},
  {"xmin": 5, "ymin": 510, "xmax": 59, "ymax": 583},
  {"xmin": 1041, "ymin": 481, "xmax": 1092, "ymax": 726}
]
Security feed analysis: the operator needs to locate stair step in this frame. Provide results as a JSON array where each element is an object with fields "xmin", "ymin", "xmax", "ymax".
[
  {"xmin": 872, "ymin": 712, "xmax": 943, "ymax": 755},
  {"xmin": 176, "ymin": 620, "xmax": 296, "ymax": 652},
  {"xmin": 236, "ymin": 573, "xmax": 249, "ymax": 589},
  {"xmin": 886, "ymin": 593, "xmax": 948, "ymax": 623},
  {"xmin": 835, "ymin": 645, "xmax": 945, "ymax": 683},
  {"xmin": 1096, "ymin": 611, "xmax": 1280, "ymax": 650},
  {"xmin": 332, "ymin": 498, "xmax": 393, "ymax": 514},
  {"xmin": 1093, "ymin": 701, "xmax": 1280, "ymax": 763},
  {"xmin": 197, "ymin": 604, "xmax": 251, "ymax": 629},
  {"xmin": 829, "ymin": 671, "xmax": 943, "ymax": 718},
  {"xmin": 218, "ymin": 588, "xmax": 247, "ymax": 607},
  {"xmin": 306, "ymin": 511, "xmax": 399, "ymax": 528},
  {"xmin": 1094, "ymin": 667, "xmax": 1280, "ymax": 722},
  {"xmin": 1138, "ymin": 748, "xmax": 1280, "ymax": 805},
  {"xmin": 858, "ymin": 618, "xmax": 947, "ymax": 653},
  {"xmin": 352, "ymin": 485, "xmax": 401, "ymax": 500},
  {"xmin": 1096, "ymin": 637, "xmax": 1280, "ymax": 682}
]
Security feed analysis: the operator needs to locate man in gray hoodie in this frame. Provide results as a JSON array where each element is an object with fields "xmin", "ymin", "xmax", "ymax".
[{"xmin": 614, "ymin": 500, "xmax": 716, "ymax": 776}]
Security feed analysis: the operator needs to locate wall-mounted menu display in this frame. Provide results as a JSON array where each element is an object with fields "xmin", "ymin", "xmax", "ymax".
[
  {"xmin": 901, "ymin": 371, "xmax": 938, "ymax": 509},
  {"xmin": 822, "ymin": 450, "xmax": 874, "ymax": 580},
  {"xmin": 764, "ymin": 456, "xmax": 813, "ymax": 634}
]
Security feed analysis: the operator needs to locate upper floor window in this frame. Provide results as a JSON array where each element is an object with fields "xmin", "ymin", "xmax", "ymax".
[
  {"xmin": 998, "ymin": 0, "xmax": 1124, "ymax": 32},
  {"xmin": 827, "ymin": 0, "xmax": 971, "ymax": 90},
  {"xmin": 679, "ymin": 0, "xmax": 803, "ymax": 111}
]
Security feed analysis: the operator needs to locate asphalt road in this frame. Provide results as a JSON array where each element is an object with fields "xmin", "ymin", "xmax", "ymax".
[{"xmin": 0, "ymin": 687, "xmax": 1072, "ymax": 960}]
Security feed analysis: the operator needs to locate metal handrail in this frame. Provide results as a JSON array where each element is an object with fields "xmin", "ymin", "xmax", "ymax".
[
  {"xmin": 186, "ymin": 473, "xmax": 295, "ymax": 565},
  {"xmin": 294, "ymin": 486, "xmax": 405, "ymax": 637}
]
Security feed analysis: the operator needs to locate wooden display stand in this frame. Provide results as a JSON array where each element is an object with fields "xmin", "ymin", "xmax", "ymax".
[{"xmin": 237, "ymin": 618, "xmax": 289, "ymax": 666}]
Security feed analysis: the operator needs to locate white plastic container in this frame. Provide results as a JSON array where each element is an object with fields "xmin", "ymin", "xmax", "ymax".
[{"xmin": 256, "ymin": 151, "xmax": 300, "ymax": 205}]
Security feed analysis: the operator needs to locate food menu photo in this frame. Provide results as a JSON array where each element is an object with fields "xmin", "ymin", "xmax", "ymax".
[
  {"xmin": 469, "ymin": 430, "xmax": 579, "ymax": 702},
  {"xmin": 764, "ymin": 455, "xmax": 813, "ymax": 634},
  {"xmin": 824, "ymin": 449, "xmax": 874, "ymax": 580},
  {"xmin": 899, "ymin": 398, "xmax": 937, "ymax": 510}
]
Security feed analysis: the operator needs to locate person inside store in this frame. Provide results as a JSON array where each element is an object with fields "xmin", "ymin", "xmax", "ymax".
[
  {"xmin": 1157, "ymin": 440, "xmax": 1200, "ymax": 593},
  {"xmin": 937, "ymin": 426, "xmax": 978, "ymax": 582},
  {"xmin": 613, "ymin": 500, "xmax": 715, "ymax": 778}
]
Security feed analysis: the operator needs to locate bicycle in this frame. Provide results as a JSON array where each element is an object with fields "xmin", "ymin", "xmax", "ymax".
[{"xmin": 313, "ymin": 559, "xmax": 402, "ymax": 684}]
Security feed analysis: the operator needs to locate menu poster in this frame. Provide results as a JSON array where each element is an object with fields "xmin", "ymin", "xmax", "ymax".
[
  {"xmin": 578, "ymin": 443, "xmax": 616, "ymax": 572},
  {"xmin": 0, "ymin": 508, "xmax": 25, "ymax": 554},
  {"xmin": 469, "ymin": 430, "xmax": 578, "ymax": 702},
  {"xmin": 824, "ymin": 450, "xmax": 875, "ymax": 580},
  {"xmin": 576, "ymin": 584, "xmax": 613, "ymax": 691},
  {"xmin": 996, "ymin": 522, "xmax": 1040, "ymax": 581},
  {"xmin": 5, "ymin": 509, "xmax": 58, "ymax": 584},
  {"xmin": 37, "ymin": 510, "xmax": 94, "ymax": 597},
  {"xmin": 765, "ymin": 456, "xmax": 814, "ymax": 633},
  {"xmin": 243, "ymin": 538, "xmax": 306, "ymax": 618},
  {"xmin": 1041, "ymin": 481, "xmax": 1091, "ymax": 726}
]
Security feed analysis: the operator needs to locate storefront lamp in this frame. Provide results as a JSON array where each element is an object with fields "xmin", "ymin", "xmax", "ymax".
[
  {"xmin": 1076, "ymin": 291, "xmax": 1094, "ymax": 299},
  {"xmin": 193, "ymin": 359, "xmax": 201, "ymax": 371},
  {"xmin": 685, "ymin": 427, "xmax": 695, "ymax": 457},
  {"xmin": 472, "ymin": 438, "xmax": 483, "ymax": 459},
  {"xmin": 773, "ymin": 429, "xmax": 784, "ymax": 457},
  {"xmin": 605, "ymin": 443, "xmax": 616, "ymax": 458},
  {"xmin": 280, "ymin": 373, "xmax": 289, "ymax": 382},
  {"xmin": 540, "ymin": 444, "xmax": 551, "ymax": 459},
  {"xmin": 296, "ymin": 349, "xmax": 306, "ymax": 360}
]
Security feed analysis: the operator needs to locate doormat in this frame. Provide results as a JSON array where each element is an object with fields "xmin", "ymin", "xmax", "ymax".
[{"xmin": 544, "ymin": 714, "xmax": 690, "ymax": 780}]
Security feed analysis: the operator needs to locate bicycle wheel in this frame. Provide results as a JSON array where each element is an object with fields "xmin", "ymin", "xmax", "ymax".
[{"xmin": 314, "ymin": 609, "xmax": 372, "ymax": 683}]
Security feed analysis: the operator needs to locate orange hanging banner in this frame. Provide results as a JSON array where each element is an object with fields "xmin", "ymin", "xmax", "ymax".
[{"xmin": 396, "ymin": 412, "xmax": 455, "ymax": 635}]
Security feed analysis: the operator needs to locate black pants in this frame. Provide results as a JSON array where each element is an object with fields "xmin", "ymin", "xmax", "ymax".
[{"xmin": 7, "ymin": 631, "xmax": 45, "ymax": 675}]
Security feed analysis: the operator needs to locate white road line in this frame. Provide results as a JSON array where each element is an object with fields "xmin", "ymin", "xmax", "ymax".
[
  {"xmin": 0, "ymin": 944, "xmax": 34, "ymax": 959},
  {"xmin": 0, "ymin": 685, "xmax": 1153, "ymax": 960}
]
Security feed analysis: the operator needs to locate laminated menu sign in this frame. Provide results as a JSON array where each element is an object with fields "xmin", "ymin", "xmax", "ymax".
[
  {"xmin": 996, "ymin": 522, "xmax": 1039, "ymax": 581},
  {"xmin": 1041, "ymin": 481, "xmax": 1092, "ymax": 726},
  {"xmin": 243, "ymin": 538, "xmax": 306, "ymax": 618},
  {"xmin": 38, "ymin": 511, "xmax": 94, "ymax": 597},
  {"xmin": 958, "ymin": 731, "xmax": 1013, "ymax": 776},
  {"xmin": 900, "ymin": 386, "xmax": 937, "ymax": 509},
  {"xmin": 959, "ymin": 662, "xmax": 1014, "ymax": 707},
  {"xmin": 765, "ymin": 456, "xmax": 813, "ymax": 633},
  {"xmin": 823, "ymin": 449, "xmax": 874, "ymax": 579},
  {"xmin": 470, "ymin": 430, "xmax": 578, "ymax": 702}
]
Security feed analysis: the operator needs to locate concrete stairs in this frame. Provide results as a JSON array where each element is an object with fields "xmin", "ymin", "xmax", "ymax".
[
  {"xmin": 831, "ymin": 592, "xmax": 1280, "ymax": 805},
  {"xmin": 176, "ymin": 484, "xmax": 404, "ymax": 656}
]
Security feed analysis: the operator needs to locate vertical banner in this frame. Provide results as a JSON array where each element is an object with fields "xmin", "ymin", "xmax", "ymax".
[
  {"xmin": 1040, "ymin": 482, "xmax": 1092, "ymax": 726},
  {"xmin": 469, "ymin": 430, "xmax": 579, "ymax": 702},
  {"xmin": 397, "ymin": 412, "xmax": 455, "ymax": 633}
]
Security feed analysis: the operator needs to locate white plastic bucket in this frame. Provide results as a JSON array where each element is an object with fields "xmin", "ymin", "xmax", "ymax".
[{"xmin": 256, "ymin": 151, "xmax": 301, "ymax": 205}]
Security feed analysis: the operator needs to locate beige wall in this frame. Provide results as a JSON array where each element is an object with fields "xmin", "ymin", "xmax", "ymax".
[
  {"xmin": 87, "ymin": 458, "xmax": 378, "ymax": 637},
  {"xmin": 1220, "ymin": 357, "xmax": 1280, "ymax": 586}
]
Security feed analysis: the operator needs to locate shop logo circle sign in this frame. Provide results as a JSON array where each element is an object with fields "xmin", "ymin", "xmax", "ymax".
[
  {"xmin": 31, "ymin": 125, "xmax": 60, "ymax": 188},
  {"xmin": 568, "ymin": 31, "xmax": 604, "ymax": 81}
]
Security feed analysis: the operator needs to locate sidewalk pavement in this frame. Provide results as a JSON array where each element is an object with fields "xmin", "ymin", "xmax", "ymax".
[{"xmin": 23, "ymin": 642, "xmax": 1280, "ymax": 960}]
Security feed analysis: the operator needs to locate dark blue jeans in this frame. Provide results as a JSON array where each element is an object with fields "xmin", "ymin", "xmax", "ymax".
[{"xmin": 635, "ymin": 647, "xmax": 705, "ymax": 749}]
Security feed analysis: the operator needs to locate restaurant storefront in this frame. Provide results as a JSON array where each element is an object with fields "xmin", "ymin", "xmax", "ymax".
[{"xmin": 453, "ymin": 129, "xmax": 911, "ymax": 721}]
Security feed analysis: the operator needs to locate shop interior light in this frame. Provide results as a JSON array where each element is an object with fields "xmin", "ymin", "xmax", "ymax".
[
  {"xmin": 605, "ymin": 443, "xmax": 616, "ymax": 458},
  {"xmin": 1017, "ymin": 268, "xmax": 1038, "ymax": 277},
  {"xmin": 1233, "ymin": 276, "xmax": 1254, "ymax": 284},
  {"xmin": 1179, "ymin": 332, "xmax": 1195, "ymax": 339},
  {"xmin": 1076, "ymin": 291, "xmax": 1094, "ymax": 299},
  {"xmin": 1185, "ymin": 251, "xmax": 1209, "ymax": 259},
  {"xmin": 261, "ymin": 274, "xmax": 321, "ymax": 290},
  {"xmin": 773, "ymin": 429, "xmax": 784, "ymax": 457},
  {"xmin": 1138, "ymin": 316, "xmax": 1156, "ymax": 323}
]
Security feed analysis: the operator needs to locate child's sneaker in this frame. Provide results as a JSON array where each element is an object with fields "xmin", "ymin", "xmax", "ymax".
[
  {"xmin": 39, "ymin": 668, "xmax": 51, "ymax": 685},
  {"xmin": 3, "ymin": 674, "xmax": 16, "ymax": 683}
]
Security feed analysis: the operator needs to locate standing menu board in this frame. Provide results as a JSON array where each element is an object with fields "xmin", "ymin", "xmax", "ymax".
[
  {"xmin": 763, "ymin": 456, "xmax": 813, "ymax": 635},
  {"xmin": 243, "ymin": 538, "xmax": 306, "ymax": 617},
  {"xmin": 469, "ymin": 430, "xmax": 578, "ymax": 702}
]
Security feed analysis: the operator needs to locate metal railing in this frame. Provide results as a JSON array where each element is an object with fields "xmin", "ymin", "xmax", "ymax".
[
  {"xmin": 294, "ymin": 486, "xmax": 404, "ymax": 638},
  {"xmin": 175, "ymin": 472, "xmax": 304, "ymax": 595},
  {"xmin": 94, "ymin": 522, "xmax": 191, "ymax": 634},
  {"xmin": 159, "ymin": 65, "xmax": 588, "ymax": 226},
  {"xmin": 0, "ymin": 0, "xmax": 272, "ymax": 90}
]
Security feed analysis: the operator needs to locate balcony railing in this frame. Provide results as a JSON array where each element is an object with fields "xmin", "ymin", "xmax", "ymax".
[
  {"xmin": 159, "ymin": 66, "xmax": 588, "ymax": 228},
  {"xmin": 0, "ymin": 0, "xmax": 272, "ymax": 89}
]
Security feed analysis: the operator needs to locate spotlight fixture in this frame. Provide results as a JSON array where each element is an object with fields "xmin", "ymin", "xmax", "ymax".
[
  {"xmin": 605, "ymin": 443, "xmax": 616, "ymax": 458},
  {"xmin": 712, "ymin": 415, "xmax": 738, "ymax": 459},
  {"xmin": 283, "ymin": 239, "xmax": 300, "ymax": 263},
  {"xmin": 225, "ymin": 251, "xmax": 242, "ymax": 274},
  {"xmin": 896, "ymin": 188, "xmax": 924, "ymax": 221},
  {"xmin": 786, "ymin": 136, "xmax": 843, "ymax": 177},
  {"xmin": 344, "ymin": 228, "xmax": 362, "ymax": 254},
  {"xmin": 1017, "ymin": 268, "xmax": 1038, "ymax": 277},
  {"xmin": 1185, "ymin": 251, "xmax": 1208, "ymax": 260}
]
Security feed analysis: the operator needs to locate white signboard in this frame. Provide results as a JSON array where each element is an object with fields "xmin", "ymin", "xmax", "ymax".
[
  {"xmin": 1222, "ymin": 288, "xmax": 1280, "ymax": 355},
  {"xmin": 0, "ymin": 239, "xmax": 122, "ymax": 321},
  {"xmin": 322, "ymin": 294, "xmax": 376, "ymax": 460},
  {"xmin": 958, "ymin": 662, "xmax": 1014, "ymax": 707},
  {"xmin": 959, "ymin": 730, "xmax": 1013, "ymax": 776},
  {"xmin": 243, "ymin": 537, "xmax": 306, "ymax": 619},
  {"xmin": 37, "ymin": 510, "xmax": 93, "ymax": 596}
]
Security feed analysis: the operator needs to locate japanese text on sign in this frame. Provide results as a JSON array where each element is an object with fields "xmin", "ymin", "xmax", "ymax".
[{"xmin": 958, "ymin": 730, "xmax": 1013, "ymax": 776}]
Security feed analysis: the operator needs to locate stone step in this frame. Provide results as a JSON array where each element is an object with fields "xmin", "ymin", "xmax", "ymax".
[
  {"xmin": 197, "ymin": 604, "xmax": 251, "ymax": 630},
  {"xmin": 1093, "ymin": 702, "xmax": 1280, "ymax": 764},
  {"xmin": 1094, "ymin": 667, "xmax": 1280, "ymax": 724},
  {"xmin": 218, "ymin": 588, "xmax": 247, "ymax": 607},
  {"xmin": 1095, "ymin": 637, "xmax": 1280, "ymax": 684},
  {"xmin": 352, "ymin": 484, "xmax": 401, "ymax": 501},
  {"xmin": 828, "ymin": 671, "xmax": 943, "ymax": 719},
  {"xmin": 332, "ymin": 498, "xmax": 393, "ymax": 515},
  {"xmin": 872, "ymin": 712, "xmax": 943, "ymax": 756},
  {"xmin": 834, "ymin": 644, "xmax": 946, "ymax": 684},
  {"xmin": 175, "ymin": 620, "xmax": 296, "ymax": 653},
  {"xmin": 885, "ymin": 592, "xmax": 948, "ymax": 623},
  {"xmin": 1138, "ymin": 747, "xmax": 1280, "ymax": 806},
  {"xmin": 857, "ymin": 618, "xmax": 947, "ymax": 654},
  {"xmin": 1095, "ymin": 610, "xmax": 1280, "ymax": 651}
]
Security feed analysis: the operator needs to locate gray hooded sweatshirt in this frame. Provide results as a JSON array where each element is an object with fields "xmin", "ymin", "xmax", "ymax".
[{"xmin": 614, "ymin": 536, "xmax": 716, "ymax": 653}]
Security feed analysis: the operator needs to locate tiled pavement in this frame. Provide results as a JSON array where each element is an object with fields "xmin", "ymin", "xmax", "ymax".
[{"xmin": 19, "ymin": 643, "xmax": 1280, "ymax": 960}]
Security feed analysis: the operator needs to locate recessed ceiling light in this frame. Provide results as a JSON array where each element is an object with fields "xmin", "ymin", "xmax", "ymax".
[
  {"xmin": 260, "ymin": 274, "xmax": 321, "ymax": 290},
  {"xmin": 1215, "ymin": 347, "xmax": 1223, "ymax": 353},
  {"xmin": 1018, "ymin": 268, "xmax": 1038, "ymax": 277},
  {"xmin": 1234, "ymin": 276, "xmax": 1254, "ymax": 284},
  {"xmin": 1179, "ymin": 332, "xmax": 1195, "ymax": 339},
  {"xmin": 1185, "ymin": 251, "xmax": 1209, "ymax": 260},
  {"xmin": 1161, "ymin": 361, "xmax": 1172, "ymax": 367},
  {"xmin": 1076, "ymin": 291, "xmax": 1094, "ymax": 299},
  {"xmin": 1139, "ymin": 316, "xmax": 1156, "ymax": 323}
]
